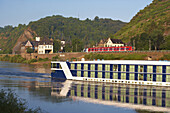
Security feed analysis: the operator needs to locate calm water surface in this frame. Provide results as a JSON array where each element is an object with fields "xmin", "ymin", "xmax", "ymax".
[{"xmin": 0, "ymin": 61, "xmax": 169, "ymax": 113}]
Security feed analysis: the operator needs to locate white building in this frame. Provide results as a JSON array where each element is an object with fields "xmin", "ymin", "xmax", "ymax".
[
  {"xmin": 38, "ymin": 38, "xmax": 53, "ymax": 54},
  {"xmin": 21, "ymin": 37, "xmax": 53, "ymax": 54},
  {"xmin": 104, "ymin": 38, "xmax": 124, "ymax": 47}
]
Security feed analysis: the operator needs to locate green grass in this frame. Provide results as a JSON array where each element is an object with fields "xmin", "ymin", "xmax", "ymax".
[
  {"xmin": 85, "ymin": 53, "xmax": 147, "ymax": 60},
  {"xmin": 0, "ymin": 55, "xmax": 50, "ymax": 64}
]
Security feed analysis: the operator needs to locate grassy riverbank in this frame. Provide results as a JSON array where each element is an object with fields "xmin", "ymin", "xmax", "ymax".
[
  {"xmin": 84, "ymin": 53, "xmax": 170, "ymax": 60},
  {"xmin": 0, "ymin": 55, "xmax": 51, "ymax": 66}
]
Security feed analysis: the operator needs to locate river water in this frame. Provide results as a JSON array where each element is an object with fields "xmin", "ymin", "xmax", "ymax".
[{"xmin": 0, "ymin": 61, "xmax": 170, "ymax": 113}]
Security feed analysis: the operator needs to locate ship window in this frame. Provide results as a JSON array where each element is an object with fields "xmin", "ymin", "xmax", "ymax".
[
  {"xmin": 167, "ymin": 66, "xmax": 170, "ymax": 73},
  {"xmin": 138, "ymin": 65, "xmax": 144, "ymax": 72},
  {"xmin": 147, "ymin": 98, "xmax": 152, "ymax": 105},
  {"xmin": 77, "ymin": 71, "xmax": 81, "ymax": 77},
  {"xmin": 52, "ymin": 63, "xmax": 57, "ymax": 68},
  {"xmin": 90, "ymin": 64, "xmax": 95, "ymax": 70},
  {"xmin": 84, "ymin": 71, "xmax": 88, "ymax": 77},
  {"xmin": 77, "ymin": 64, "xmax": 81, "ymax": 70},
  {"xmin": 156, "ymin": 90, "xmax": 162, "ymax": 98},
  {"xmin": 121, "ymin": 73, "xmax": 126, "ymax": 80},
  {"xmin": 71, "ymin": 64, "xmax": 75, "ymax": 70},
  {"xmin": 90, "ymin": 72, "xmax": 95, "ymax": 78},
  {"xmin": 113, "ymin": 73, "xmax": 118, "ymax": 79},
  {"xmin": 121, "ymin": 65, "xmax": 126, "ymax": 72},
  {"xmin": 113, "ymin": 65, "xmax": 118, "ymax": 71},
  {"xmin": 105, "ymin": 65, "xmax": 110, "ymax": 71},
  {"xmin": 105, "ymin": 72, "xmax": 110, "ymax": 79},
  {"xmin": 138, "ymin": 74, "xmax": 143, "ymax": 80},
  {"xmin": 129, "ymin": 73, "xmax": 134, "ymax": 80},
  {"xmin": 156, "ymin": 74, "xmax": 162, "ymax": 82},
  {"xmin": 98, "ymin": 72, "xmax": 102, "ymax": 78},
  {"xmin": 147, "ymin": 66, "xmax": 153, "ymax": 73},
  {"xmin": 84, "ymin": 64, "xmax": 88, "ymax": 70},
  {"xmin": 156, "ymin": 66, "xmax": 162, "ymax": 73},
  {"xmin": 147, "ymin": 74, "xmax": 153, "ymax": 81},
  {"xmin": 166, "ymin": 75, "xmax": 170, "ymax": 82},
  {"xmin": 98, "ymin": 64, "xmax": 102, "ymax": 71},
  {"xmin": 129, "ymin": 65, "xmax": 135, "ymax": 72}
]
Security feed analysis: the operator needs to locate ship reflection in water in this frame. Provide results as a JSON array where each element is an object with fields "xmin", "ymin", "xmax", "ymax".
[{"xmin": 51, "ymin": 79, "xmax": 170, "ymax": 112}]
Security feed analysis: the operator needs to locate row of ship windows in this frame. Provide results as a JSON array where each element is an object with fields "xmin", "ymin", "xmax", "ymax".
[
  {"xmin": 70, "ymin": 85, "xmax": 170, "ymax": 98},
  {"xmin": 71, "ymin": 71, "xmax": 170, "ymax": 82},
  {"xmin": 70, "ymin": 64, "xmax": 170, "ymax": 73},
  {"xmin": 70, "ymin": 90, "xmax": 169, "ymax": 107}
]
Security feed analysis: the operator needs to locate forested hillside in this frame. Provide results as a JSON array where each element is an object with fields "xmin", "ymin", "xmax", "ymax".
[
  {"xmin": 0, "ymin": 16, "xmax": 125, "ymax": 53},
  {"xmin": 113, "ymin": 0, "xmax": 170, "ymax": 50}
]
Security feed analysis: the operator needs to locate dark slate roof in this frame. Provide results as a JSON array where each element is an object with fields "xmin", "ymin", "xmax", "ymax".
[
  {"xmin": 38, "ymin": 37, "xmax": 53, "ymax": 45},
  {"xmin": 21, "ymin": 37, "xmax": 53, "ymax": 47},
  {"xmin": 110, "ymin": 39, "xmax": 124, "ymax": 44}
]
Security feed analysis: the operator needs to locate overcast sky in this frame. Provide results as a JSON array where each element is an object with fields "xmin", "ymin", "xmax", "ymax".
[{"xmin": 0, "ymin": 0, "xmax": 153, "ymax": 27}]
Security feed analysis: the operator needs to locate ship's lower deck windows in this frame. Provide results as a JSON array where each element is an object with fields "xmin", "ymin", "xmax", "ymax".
[
  {"xmin": 129, "ymin": 73, "xmax": 134, "ymax": 80},
  {"xmin": 113, "ymin": 73, "xmax": 118, "ymax": 79},
  {"xmin": 166, "ymin": 75, "xmax": 170, "ymax": 82},
  {"xmin": 138, "ymin": 74, "xmax": 143, "ymax": 80},
  {"xmin": 84, "ymin": 71, "xmax": 88, "ymax": 77},
  {"xmin": 156, "ymin": 75, "xmax": 162, "ymax": 82},
  {"xmin": 121, "ymin": 73, "xmax": 126, "ymax": 80},
  {"xmin": 90, "ymin": 72, "xmax": 95, "ymax": 78},
  {"xmin": 105, "ymin": 72, "xmax": 110, "ymax": 79},
  {"xmin": 147, "ymin": 74, "xmax": 153, "ymax": 81},
  {"xmin": 98, "ymin": 72, "xmax": 102, "ymax": 78},
  {"xmin": 77, "ymin": 71, "xmax": 81, "ymax": 77}
]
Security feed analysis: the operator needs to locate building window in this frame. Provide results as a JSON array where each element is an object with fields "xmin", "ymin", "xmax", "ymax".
[
  {"xmin": 147, "ymin": 74, "xmax": 152, "ymax": 81},
  {"xmin": 138, "ymin": 74, "xmax": 143, "ymax": 80},
  {"xmin": 77, "ymin": 64, "xmax": 81, "ymax": 70},
  {"xmin": 138, "ymin": 65, "xmax": 144, "ymax": 72},
  {"xmin": 90, "ymin": 64, "xmax": 95, "ymax": 70},
  {"xmin": 98, "ymin": 72, "xmax": 102, "ymax": 78},
  {"xmin": 84, "ymin": 64, "xmax": 88, "ymax": 70},
  {"xmin": 105, "ymin": 72, "xmax": 110, "ymax": 79},
  {"xmin": 156, "ymin": 75, "xmax": 162, "ymax": 82},
  {"xmin": 113, "ymin": 65, "xmax": 118, "ymax": 71},
  {"xmin": 156, "ymin": 66, "xmax": 162, "ymax": 73},
  {"xmin": 105, "ymin": 65, "xmax": 110, "ymax": 71},
  {"xmin": 129, "ymin": 65, "xmax": 135, "ymax": 72},
  {"xmin": 121, "ymin": 73, "xmax": 126, "ymax": 80},
  {"xmin": 129, "ymin": 73, "xmax": 134, "ymax": 80},
  {"xmin": 113, "ymin": 73, "xmax": 118, "ymax": 79},
  {"xmin": 71, "ymin": 64, "xmax": 75, "ymax": 70},
  {"xmin": 147, "ymin": 66, "xmax": 153, "ymax": 73},
  {"xmin": 98, "ymin": 64, "xmax": 102, "ymax": 71},
  {"xmin": 121, "ymin": 65, "xmax": 126, "ymax": 72},
  {"xmin": 90, "ymin": 72, "xmax": 95, "ymax": 78}
]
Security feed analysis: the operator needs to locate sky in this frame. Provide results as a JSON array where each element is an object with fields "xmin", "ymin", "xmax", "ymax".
[{"xmin": 0, "ymin": 0, "xmax": 153, "ymax": 27}]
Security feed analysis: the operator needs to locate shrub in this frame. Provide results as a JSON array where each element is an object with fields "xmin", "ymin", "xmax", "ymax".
[{"xmin": 0, "ymin": 89, "xmax": 42, "ymax": 113}]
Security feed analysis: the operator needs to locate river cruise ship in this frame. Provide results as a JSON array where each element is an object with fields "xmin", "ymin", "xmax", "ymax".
[{"xmin": 51, "ymin": 60, "xmax": 170, "ymax": 86}]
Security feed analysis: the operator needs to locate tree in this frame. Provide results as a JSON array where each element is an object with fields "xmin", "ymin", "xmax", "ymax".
[
  {"xmin": 26, "ymin": 47, "xmax": 34, "ymax": 53},
  {"xmin": 53, "ymin": 39, "xmax": 61, "ymax": 52}
]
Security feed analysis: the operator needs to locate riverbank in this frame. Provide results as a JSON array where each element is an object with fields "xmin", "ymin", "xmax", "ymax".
[
  {"xmin": 0, "ymin": 55, "xmax": 51, "ymax": 67},
  {"xmin": 84, "ymin": 53, "xmax": 170, "ymax": 61}
]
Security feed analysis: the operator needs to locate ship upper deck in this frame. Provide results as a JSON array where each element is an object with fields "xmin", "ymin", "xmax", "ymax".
[{"xmin": 51, "ymin": 60, "xmax": 170, "ymax": 66}]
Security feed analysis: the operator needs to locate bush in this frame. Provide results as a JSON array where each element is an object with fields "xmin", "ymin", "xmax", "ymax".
[{"xmin": 0, "ymin": 89, "xmax": 42, "ymax": 113}]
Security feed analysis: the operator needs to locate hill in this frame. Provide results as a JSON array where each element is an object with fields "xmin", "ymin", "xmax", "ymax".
[
  {"xmin": 113, "ymin": 0, "xmax": 170, "ymax": 50},
  {"xmin": 0, "ymin": 16, "xmax": 126, "ymax": 54}
]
